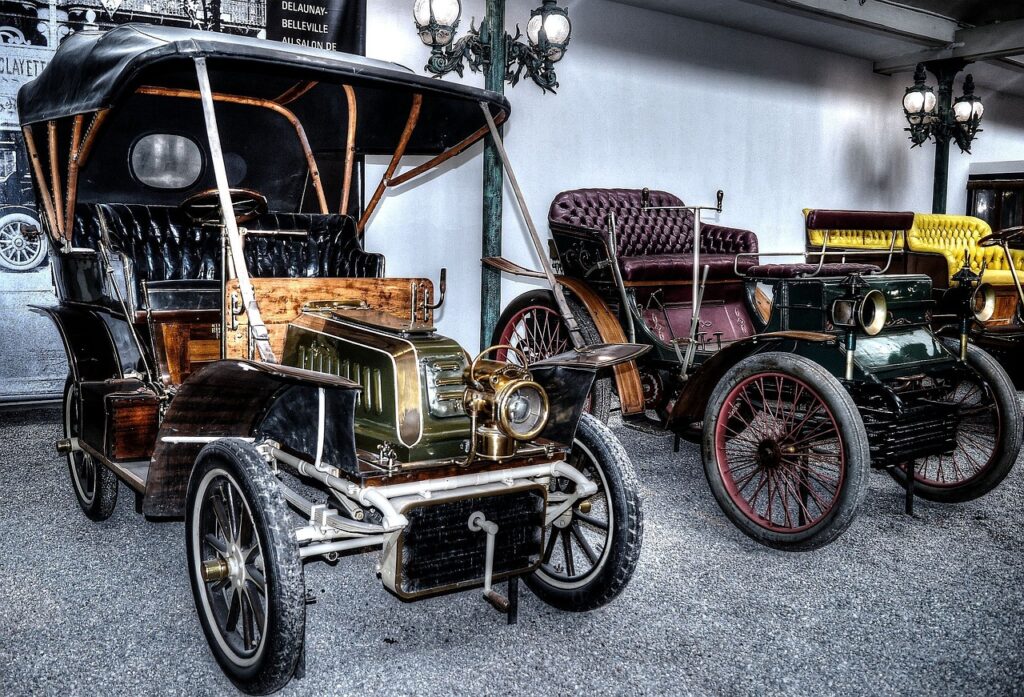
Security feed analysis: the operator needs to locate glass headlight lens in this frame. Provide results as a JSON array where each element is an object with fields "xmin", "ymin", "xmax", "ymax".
[{"xmin": 497, "ymin": 381, "xmax": 549, "ymax": 440}]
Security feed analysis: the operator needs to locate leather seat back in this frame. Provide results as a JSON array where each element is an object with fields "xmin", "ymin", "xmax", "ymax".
[
  {"xmin": 548, "ymin": 188, "xmax": 758, "ymax": 257},
  {"xmin": 70, "ymin": 204, "xmax": 384, "ymax": 304}
]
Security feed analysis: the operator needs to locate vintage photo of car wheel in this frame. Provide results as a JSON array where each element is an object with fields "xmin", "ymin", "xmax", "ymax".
[
  {"xmin": 185, "ymin": 439, "xmax": 306, "ymax": 695},
  {"xmin": 527, "ymin": 413, "xmax": 643, "ymax": 610},
  {"xmin": 493, "ymin": 289, "xmax": 613, "ymax": 422},
  {"xmin": 0, "ymin": 210, "xmax": 47, "ymax": 272},
  {"xmin": 62, "ymin": 377, "xmax": 118, "ymax": 521},
  {"xmin": 702, "ymin": 353, "xmax": 870, "ymax": 551},
  {"xmin": 888, "ymin": 339, "xmax": 1023, "ymax": 502}
]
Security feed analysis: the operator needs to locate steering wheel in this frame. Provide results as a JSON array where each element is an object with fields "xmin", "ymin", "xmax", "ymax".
[
  {"xmin": 181, "ymin": 187, "xmax": 268, "ymax": 224},
  {"xmin": 979, "ymin": 225, "xmax": 1024, "ymax": 249}
]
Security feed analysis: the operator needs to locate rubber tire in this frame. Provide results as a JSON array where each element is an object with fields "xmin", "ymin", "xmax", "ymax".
[
  {"xmin": 702, "ymin": 353, "xmax": 870, "ymax": 551},
  {"xmin": 887, "ymin": 339, "xmax": 1022, "ymax": 502},
  {"xmin": 493, "ymin": 289, "xmax": 613, "ymax": 423},
  {"xmin": 526, "ymin": 413, "xmax": 643, "ymax": 610},
  {"xmin": 63, "ymin": 377, "xmax": 118, "ymax": 521},
  {"xmin": 185, "ymin": 439, "xmax": 305, "ymax": 695},
  {"xmin": 0, "ymin": 211, "xmax": 46, "ymax": 271}
]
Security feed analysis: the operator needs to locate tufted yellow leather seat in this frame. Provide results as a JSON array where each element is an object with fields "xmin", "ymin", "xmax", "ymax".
[
  {"xmin": 804, "ymin": 209, "xmax": 905, "ymax": 249},
  {"xmin": 906, "ymin": 214, "xmax": 1024, "ymax": 286},
  {"xmin": 805, "ymin": 209, "xmax": 1024, "ymax": 286}
]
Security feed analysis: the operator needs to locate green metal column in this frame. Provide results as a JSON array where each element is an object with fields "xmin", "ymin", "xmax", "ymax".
[
  {"xmin": 480, "ymin": 0, "xmax": 506, "ymax": 350},
  {"xmin": 931, "ymin": 70, "xmax": 953, "ymax": 214}
]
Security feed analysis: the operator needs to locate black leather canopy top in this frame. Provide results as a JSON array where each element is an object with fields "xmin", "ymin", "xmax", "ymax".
[{"xmin": 18, "ymin": 24, "xmax": 509, "ymax": 155}]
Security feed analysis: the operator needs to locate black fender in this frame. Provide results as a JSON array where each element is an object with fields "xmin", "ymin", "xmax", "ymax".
[
  {"xmin": 30, "ymin": 304, "xmax": 121, "ymax": 382},
  {"xmin": 668, "ymin": 332, "xmax": 835, "ymax": 433},
  {"xmin": 530, "ymin": 343, "xmax": 649, "ymax": 445},
  {"xmin": 146, "ymin": 360, "xmax": 360, "ymax": 517}
]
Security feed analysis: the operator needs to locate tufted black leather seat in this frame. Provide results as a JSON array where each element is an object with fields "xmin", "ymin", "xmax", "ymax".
[
  {"xmin": 548, "ymin": 188, "xmax": 758, "ymax": 281},
  {"xmin": 71, "ymin": 204, "xmax": 384, "ymax": 303}
]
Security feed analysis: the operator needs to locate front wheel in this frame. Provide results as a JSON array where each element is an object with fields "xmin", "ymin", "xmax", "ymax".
[
  {"xmin": 0, "ymin": 211, "xmax": 46, "ymax": 271},
  {"xmin": 63, "ymin": 377, "xmax": 118, "ymax": 521},
  {"xmin": 888, "ymin": 339, "xmax": 1022, "ymax": 502},
  {"xmin": 527, "ymin": 413, "xmax": 643, "ymax": 610},
  {"xmin": 493, "ymin": 289, "xmax": 613, "ymax": 423},
  {"xmin": 186, "ymin": 439, "xmax": 305, "ymax": 695},
  {"xmin": 702, "ymin": 353, "xmax": 870, "ymax": 551}
]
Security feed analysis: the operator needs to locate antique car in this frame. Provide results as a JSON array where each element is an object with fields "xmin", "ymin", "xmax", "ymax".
[
  {"xmin": 802, "ymin": 209, "xmax": 1024, "ymax": 385},
  {"xmin": 489, "ymin": 188, "xmax": 1022, "ymax": 551},
  {"xmin": 18, "ymin": 25, "xmax": 645, "ymax": 694},
  {"xmin": 0, "ymin": 129, "xmax": 46, "ymax": 271}
]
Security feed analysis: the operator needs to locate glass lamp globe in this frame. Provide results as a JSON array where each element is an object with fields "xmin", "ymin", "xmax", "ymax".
[
  {"xmin": 903, "ymin": 87, "xmax": 935, "ymax": 124},
  {"xmin": 414, "ymin": 0, "xmax": 461, "ymax": 46},
  {"xmin": 972, "ymin": 100, "xmax": 984, "ymax": 120},
  {"xmin": 527, "ymin": 11, "xmax": 571, "ymax": 61},
  {"xmin": 953, "ymin": 99, "xmax": 973, "ymax": 123}
]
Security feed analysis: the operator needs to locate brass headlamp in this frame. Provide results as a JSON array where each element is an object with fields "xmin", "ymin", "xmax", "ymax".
[
  {"xmin": 464, "ymin": 345, "xmax": 549, "ymax": 459},
  {"xmin": 831, "ymin": 288, "xmax": 887, "ymax": 337}
]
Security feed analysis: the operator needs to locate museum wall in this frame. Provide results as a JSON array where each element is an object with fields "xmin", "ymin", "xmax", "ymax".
[{"xmin": 363, "ymin": 0, "xmax": 1024, "ymax": 351}]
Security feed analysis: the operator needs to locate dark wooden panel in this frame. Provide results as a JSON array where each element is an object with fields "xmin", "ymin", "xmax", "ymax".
[{"xmin": 105, "ymin": 391, "xmax": 160, "ymax": 461}]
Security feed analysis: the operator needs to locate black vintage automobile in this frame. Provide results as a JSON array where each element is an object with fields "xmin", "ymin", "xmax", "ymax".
[
  {"xmin": 19, "ymin": 25, "xmax": 645, "ymax": 694},
  {"xmin": 489, "ymin": 188, "xmax": 1022, "ymax": 550}
]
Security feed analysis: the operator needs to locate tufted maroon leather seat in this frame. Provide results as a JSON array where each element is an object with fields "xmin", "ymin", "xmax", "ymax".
[
  {"xmin": 548, "ymin": 188, "xmax": 758, "ymax": 281},
  {"xmin": 747, "ymin": 262, "xmax": 880, "ymax": 278}
]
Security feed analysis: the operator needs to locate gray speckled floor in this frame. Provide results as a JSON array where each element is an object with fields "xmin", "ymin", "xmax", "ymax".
[{"xmin": 1, "ymin": 406, "xmax": 1021, "ymax": 697}]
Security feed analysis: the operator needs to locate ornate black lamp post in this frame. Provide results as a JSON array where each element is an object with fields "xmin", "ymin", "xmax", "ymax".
[
  {"xmin": 412, "ymin": 0, "xmax": 572, "ymax": 349},
  {"xmin": 901, "ymin": 60, "xmax": 984, "ymax": 214}
]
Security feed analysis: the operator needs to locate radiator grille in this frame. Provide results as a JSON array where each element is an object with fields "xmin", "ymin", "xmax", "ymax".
[
  {"xmin": 862, "ymin": 403, "xmax": 959, "ymax": 467},
  {"xmin": 397, "ymin": 488, "xmax": 545, "ymax": 597}
]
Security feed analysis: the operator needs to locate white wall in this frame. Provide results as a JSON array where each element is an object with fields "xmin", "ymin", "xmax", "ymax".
[{"xmin": 364, "ymin": 0, "xmax": 1024, "ymax": 351}]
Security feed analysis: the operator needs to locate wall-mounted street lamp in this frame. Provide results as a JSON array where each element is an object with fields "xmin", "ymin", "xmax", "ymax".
[
  {"xmin": 901, "ymin": 60, "xmax": 984, "ymax": 213},
  {"xmin": 413, "ymin": 0, "xmax": 572, "ymax": 92}
]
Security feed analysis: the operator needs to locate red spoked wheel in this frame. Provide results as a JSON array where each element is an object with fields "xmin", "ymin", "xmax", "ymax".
[
  {"xmin": 492, "ymin": 289, "xmax": 612, "ymax": 422},
  {"xmin": 889, "ymin": 339, "xmax": 1021, "ymax": 502},
  {"xmin": 702, "ymin": 352, "xmax": 869, "ymax": 550}
]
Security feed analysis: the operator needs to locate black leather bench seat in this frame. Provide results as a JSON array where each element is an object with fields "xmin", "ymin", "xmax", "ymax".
[{"xmin": 70, "ymin": 203, "xmax": 384, "ymax": 306}]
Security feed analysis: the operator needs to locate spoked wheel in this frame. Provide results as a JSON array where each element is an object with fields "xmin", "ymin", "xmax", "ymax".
[
  {"xmin": 62, "ymin": 377, "xmax": 117, "ymax": 521},
  {"xmin": 888, "ymin": 340, "xmax": 1022, "ymax": 502},
  {"xmin": 186, "ymin": 439, "xmax": 305, "ymax": 695},
  {"xmin": 493, "ymin": 289, "xmax": 612, "ymax": 422},
  {"xmin": 527, "ymin": 413, "xmax": 643, "ymax": 610},
  {"xmin": 0, "ymin": 212, "xmax": 46, "ymax": 271},
  {"xmin": 702, "ymin": 353, "xmax": 870, "ymax": 551}
]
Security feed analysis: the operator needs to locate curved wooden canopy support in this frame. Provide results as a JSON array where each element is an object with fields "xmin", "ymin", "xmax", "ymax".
[
  {"xmin": 358, "ymin": 93, "xmax": 423, "ymax": 232},
  {"xmin": 21, "ymin": 125, "xmax": 59, "ymax": 242},
  {"xmin": 341, "ymin": 84, "xmax": 357, "ymax": 215},
  {"xmin": 135, "ymin": 85, "xmax": 329, "ymax": 214}
]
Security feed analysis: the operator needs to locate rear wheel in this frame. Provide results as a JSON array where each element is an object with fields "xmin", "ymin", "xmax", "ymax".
[
  {"xmin": 186, "ymin": 439, "xmax": 305, "ymax": 695},
  {"xmin": 493, "ymin": 289, "xmax": 612, "ymax": 422},
  {"xmin": 527, "ymin": 413, "xmax": 643, "ymax": 610},
  {"xmin": 702, "ymin": 353, "xmax": 870, "ymax": 551},
  {"xmin": 63, "ymin": 377, "xmax": 117, "ymax": 521},
  {"xmin": 888, "ymin": 340, "xmax": 1022, "ymax": 502}
]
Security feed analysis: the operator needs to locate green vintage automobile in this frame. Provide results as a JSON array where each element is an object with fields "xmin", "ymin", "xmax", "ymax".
[
  {"xmin": 20, "ymin": 25, "xmax": 646, "ymax": 694},
  {"xmin": 490, "ymin": 190, "xmax": 1022, "ymax": 550}
]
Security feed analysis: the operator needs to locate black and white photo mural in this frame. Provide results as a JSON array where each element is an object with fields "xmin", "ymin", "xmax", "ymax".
[{"xmin": 0, "ymin": 0, "xmax": 365, "ymax": 399}]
